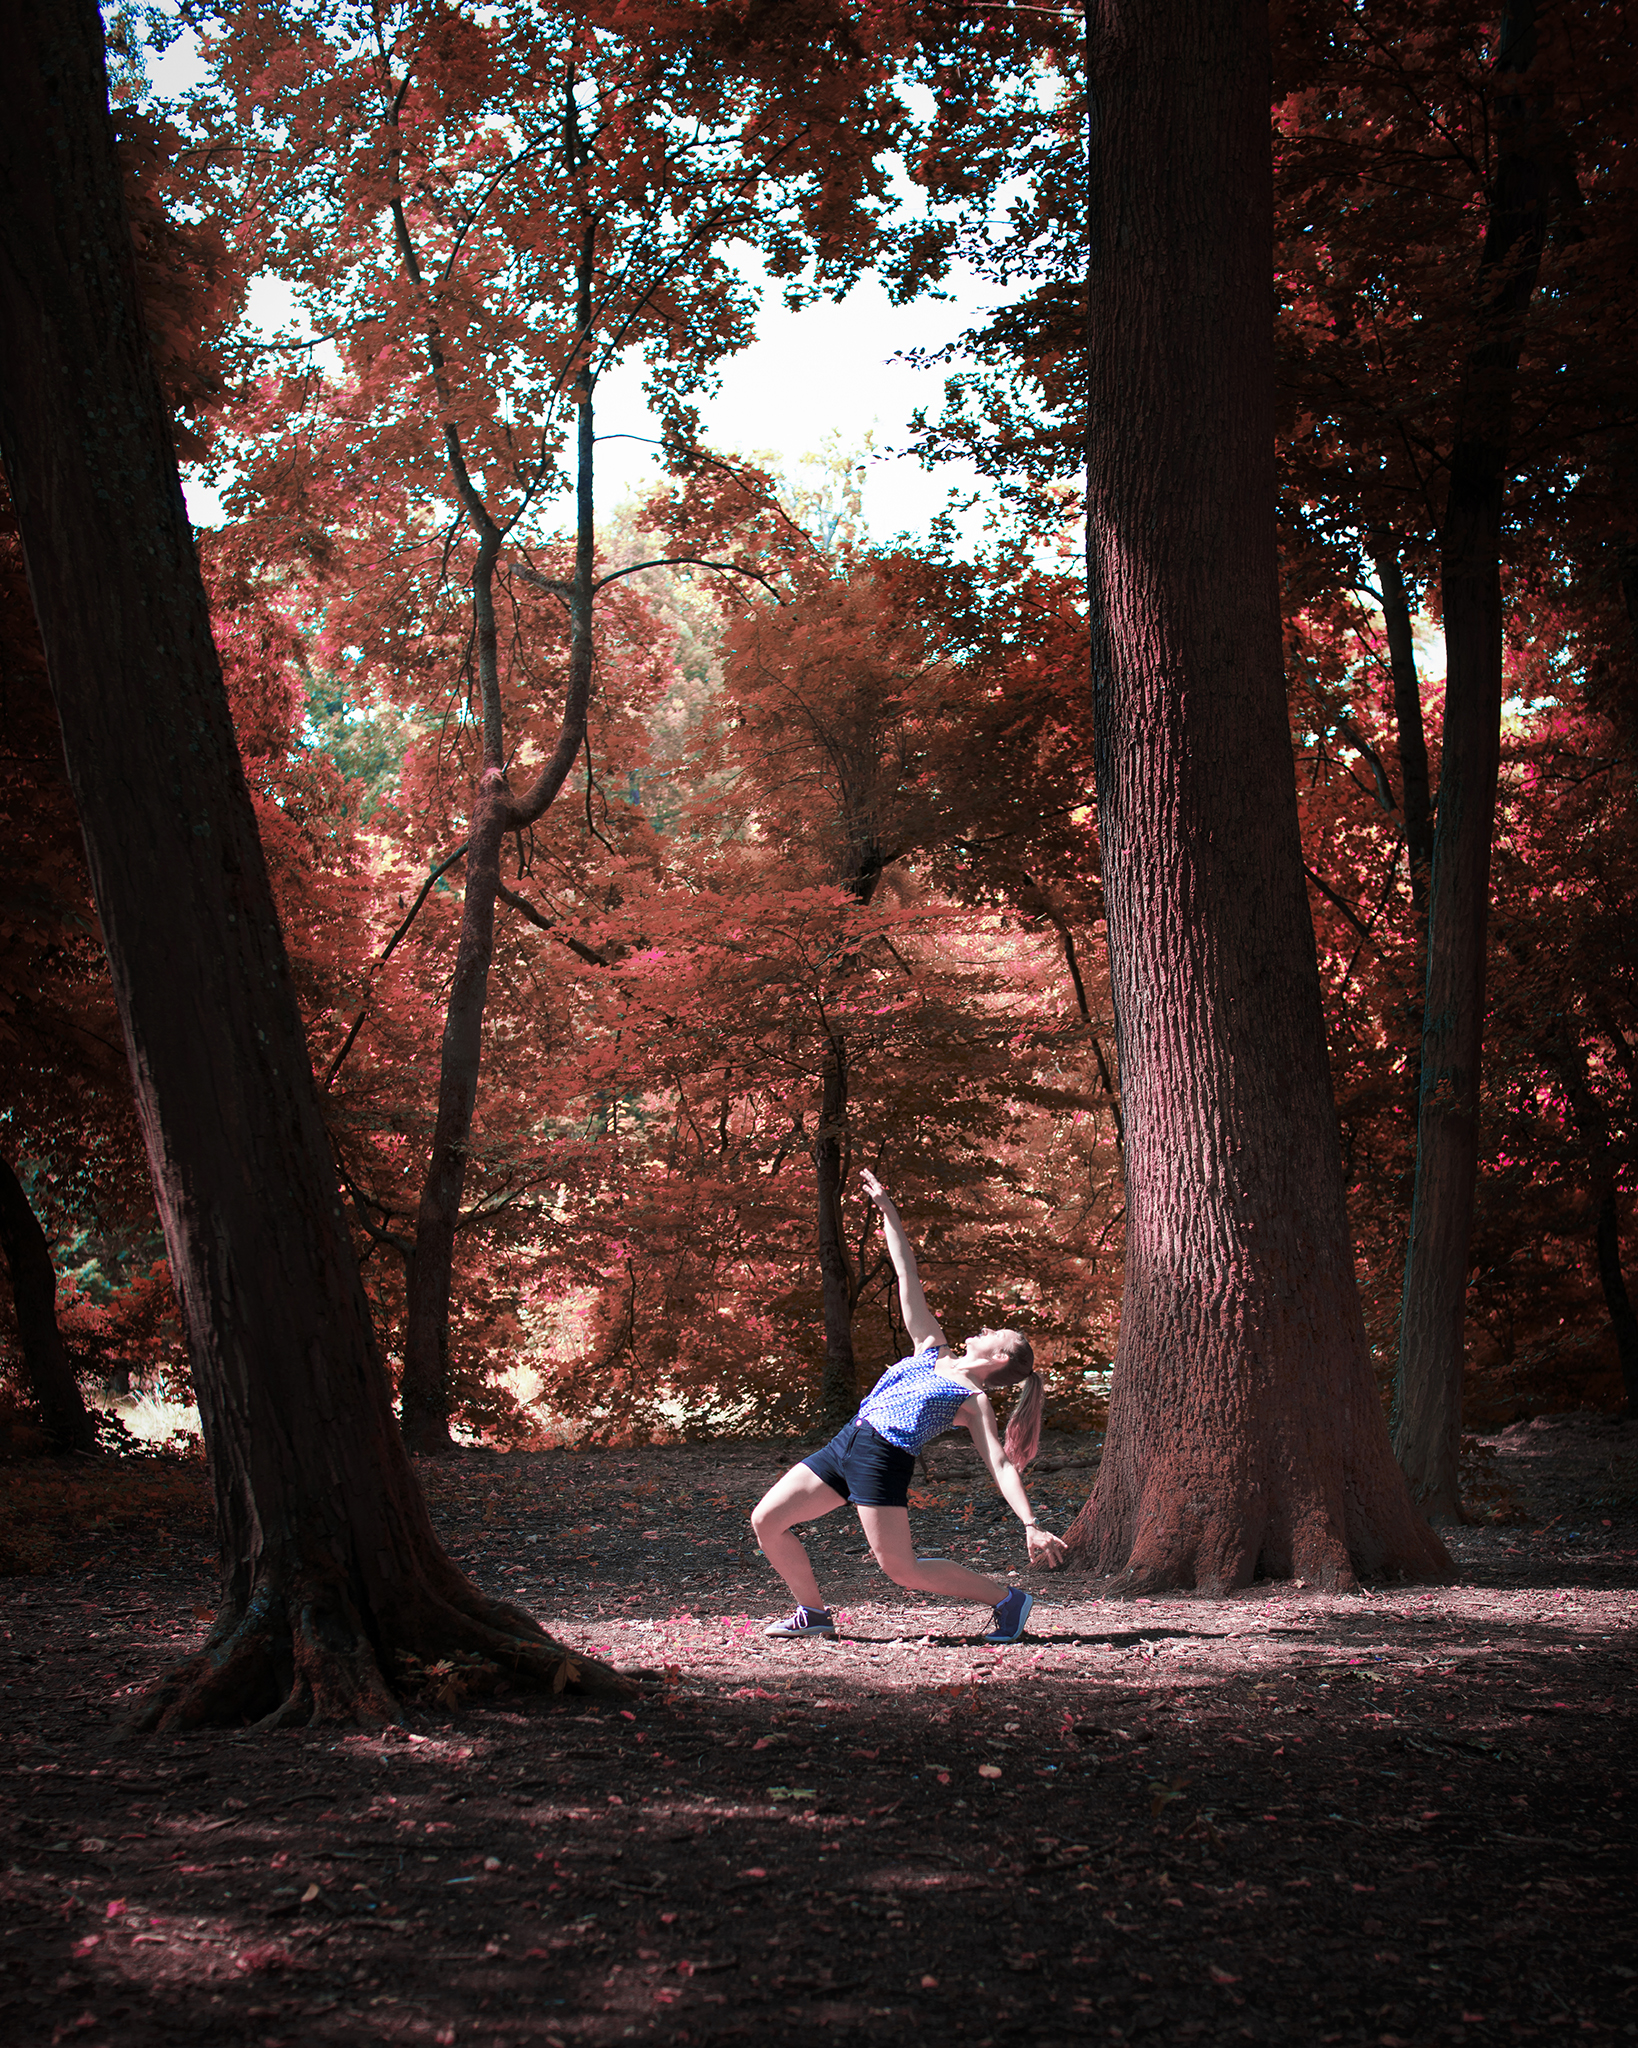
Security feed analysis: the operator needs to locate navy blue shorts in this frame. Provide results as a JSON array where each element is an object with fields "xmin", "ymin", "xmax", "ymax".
[{"xmin": 802, "ymin": 1419, "xmax": 917, "ymax": 1508}]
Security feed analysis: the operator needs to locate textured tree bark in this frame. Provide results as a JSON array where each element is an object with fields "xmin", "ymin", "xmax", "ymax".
[
  {"xmin": 0, "ymin": 0, "xmax": 624, "ymax": 1723},
  {"xmin": 1392, "ymin": 0, "xmax": 1550, "ymax": 1520},
  {"xmin": 0, "ymin": 1149, "xmax": 96, "ymax": 1453},
  {"xmin": 1063, "ymin": 0, "xmax": 1448, "ymax": 1592}
]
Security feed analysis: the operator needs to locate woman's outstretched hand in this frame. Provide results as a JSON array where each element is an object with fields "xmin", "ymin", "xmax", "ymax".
[
  {"xmin": 1026, "ymin": 1525, "xmax": 1068, "ymax": 1570},
  {"xmin": 860, "ymin": 1168, "xmax": 888, "ymax": 1206}
]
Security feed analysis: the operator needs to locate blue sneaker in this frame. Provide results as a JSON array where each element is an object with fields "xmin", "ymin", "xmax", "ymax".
[
  {"xmin": 763, "ymin": 1605, "xmax": 836, "ymax": 1639},
  {"xmin": 985, "ymin": 1587, "xmax": 1034, "ymax": 1643}
]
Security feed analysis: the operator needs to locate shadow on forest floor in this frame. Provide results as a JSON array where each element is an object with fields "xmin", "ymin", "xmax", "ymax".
[{"xmin": 0, "ymin": 1417, "xmax": 1633, "ymax": 2044}]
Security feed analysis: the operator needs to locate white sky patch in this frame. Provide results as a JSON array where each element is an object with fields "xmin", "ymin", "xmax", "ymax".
[
  {"xmin": 183, "ymin": 253, "xmax": 1004, "ymax": 548},
  {"xmin": 589, "ymin": 248, "xmax": 1000, "ymax": 545}
]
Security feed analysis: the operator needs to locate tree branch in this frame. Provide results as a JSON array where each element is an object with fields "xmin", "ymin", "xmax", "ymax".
[
  {"xmin": 323, "ymin": 842, "xmax": 470, "ymax": 1091},
  {"xmin": 1335, "ymin": 716, "xmax": 1399, "ymax": 817},
  {"xmin": 1302, "ymin": 860, "xmax": 1384, "ymax": 953},
  {"xmin": 593, "ymin": 554, "xmax": 784, "ymax": 601},
  {"xmin": 496, "ymin": 880, "xmax": 607, "ymax": 966}
]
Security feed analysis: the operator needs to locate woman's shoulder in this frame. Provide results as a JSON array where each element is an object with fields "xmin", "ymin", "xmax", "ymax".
[{"xmin": 882, "ymin": 1342, "xmax": 943, "ymax": 1375}]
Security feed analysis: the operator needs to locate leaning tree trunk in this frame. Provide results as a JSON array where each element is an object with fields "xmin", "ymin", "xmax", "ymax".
[
  {"xmin": 0, "ymin": 1149, "xmax": 97, "ymax": 1453},
  {"xmin": 1063, "ymin": 0, "xmax": 1449, "ymax": 1592},
  {"xmin": 0, "ymin": 0, "xmax": 623, "ymax": 1725},
  {"xmin": 1392, "ymin": 0, "xmax": 1551, "ymax": 1520}
]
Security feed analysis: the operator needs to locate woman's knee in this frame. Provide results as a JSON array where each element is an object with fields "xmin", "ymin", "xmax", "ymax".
[{"xmin": 875, "ymin": 1551, "xmax": 921, "ymax": 1589}]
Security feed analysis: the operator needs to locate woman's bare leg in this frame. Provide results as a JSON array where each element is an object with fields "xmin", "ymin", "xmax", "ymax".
[
  {"xmin": 750, "ymin": 1464, "xmax": 848, "ymax": 1608},
  {"xmin": 856, "ymin": 1506, "xmax": 1006, "ymax": 1604}
]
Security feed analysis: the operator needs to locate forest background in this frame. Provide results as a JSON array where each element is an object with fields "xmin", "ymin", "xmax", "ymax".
[{"xmin": 2, "ymin": 0, "xmax": 1635, "ymax": 1467}]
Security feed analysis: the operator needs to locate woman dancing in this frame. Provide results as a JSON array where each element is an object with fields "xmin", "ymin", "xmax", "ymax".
[{"xmin": 751, "ymin": 1169, "xmax": 1067, "ymax": 1644}]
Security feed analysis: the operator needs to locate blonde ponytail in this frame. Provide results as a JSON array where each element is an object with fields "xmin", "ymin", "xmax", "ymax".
[{"xmin": 1003, "ymin": 1370, "xmax": 1044, "ymax": 1469}]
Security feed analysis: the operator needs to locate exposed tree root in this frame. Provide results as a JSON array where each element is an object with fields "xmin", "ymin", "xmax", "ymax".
[{"xmin": 132, "ymin": 1570, "xmax": 636, "ymax": 1735}]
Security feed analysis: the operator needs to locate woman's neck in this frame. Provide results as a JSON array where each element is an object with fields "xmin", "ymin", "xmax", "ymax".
[{"xmin": 937, "ymin": 1353, "xmax": 985, "ymax": 1384}]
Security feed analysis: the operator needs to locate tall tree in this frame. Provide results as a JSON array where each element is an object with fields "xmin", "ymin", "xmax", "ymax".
[
  {"xmin": 1272, "ymin": 0, "xmax": 1634, "ymax": 1495},
  {"xmin": 1392, "ymin": 0, "xmax": 1565, "ymax": 1514},
  {"xmin": 203, "ymin": 0, "xmax": 902, "ymax": 1450},
  {"xmin": 0, "ymin": 0, "xmax": 620, "ymax": 1723},
  {"xmin": 1062, "ymin": 0, "xmax": 1448, "ymax": 1590}
]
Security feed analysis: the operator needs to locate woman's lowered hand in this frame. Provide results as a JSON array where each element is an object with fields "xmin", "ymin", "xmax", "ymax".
[{"xmin": 1025, "ymin": 1524, "xmax": 1067, "ymax": 1569}]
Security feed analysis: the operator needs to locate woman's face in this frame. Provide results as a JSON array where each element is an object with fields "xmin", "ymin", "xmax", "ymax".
[{"xmin": 966, "ymin": 1328, "xmax": 1017, "ymax": 1375}]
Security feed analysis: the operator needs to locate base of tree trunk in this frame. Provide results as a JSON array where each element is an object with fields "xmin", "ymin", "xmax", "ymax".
[
  {"xmin": 132, "ymin": 1567, "xmax": 636, "ymax": 1734},
  {"xmin": 1065, "ymin": 1436, "xmax": 1453, "ymax": 1597}
]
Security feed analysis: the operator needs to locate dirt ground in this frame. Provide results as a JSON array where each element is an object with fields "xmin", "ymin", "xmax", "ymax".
[{"xmin": 1, "ymin": 1412, "xmax": 1634, "ymax": 2046}]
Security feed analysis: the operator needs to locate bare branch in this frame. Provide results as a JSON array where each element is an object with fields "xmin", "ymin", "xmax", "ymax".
[
  {"xmin": 323, "ymin": 842, "xmax": 470, "ymax": 1090},
  {"xmin": 496, "ymin": 880, "xmax": 607, "ymax": 966},
  {"xmin": 1302, "ymin": 860, "xmax": 1384, "ymax": 953},
  {"xmin": 594, "ymin": 554, "xmax": 784, "ymax": 601}
]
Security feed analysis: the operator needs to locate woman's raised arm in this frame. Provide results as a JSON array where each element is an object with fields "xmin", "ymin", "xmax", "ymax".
[{"xmin": 860, "ymin": 1169, "xmax": 946, "ymax": 1353}]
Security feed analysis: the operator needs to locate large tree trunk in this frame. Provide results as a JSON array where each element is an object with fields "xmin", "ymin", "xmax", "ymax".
[
  {"xmin": 1391, "ymin": 0, "xmax": 1551, "ymax": 1519},
  {"xmin": 0, "ymin": 0, "xmax": 622, "ymax": 1724},
  {"xmin": 0, "ymin": 1149, "xmax": 96, "ymax": 1453},
  {"xmin": 1064, "ymin": 0, "xmax": 1448, "ymax": 1593}
]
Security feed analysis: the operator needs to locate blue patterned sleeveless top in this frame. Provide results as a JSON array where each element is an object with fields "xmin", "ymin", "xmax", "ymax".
[{"xmin": 856, "ymin": 1344, "xmax": 976, "ymax": 1454}]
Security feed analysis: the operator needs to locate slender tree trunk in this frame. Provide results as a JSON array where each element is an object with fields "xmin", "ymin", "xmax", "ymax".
[
  {"xmin": 1392, "ymin": 0, "xmax": 1551, "ymax": 1519},
  {"xmin": 0, "ymin": 1150, "xmax": 96, "ymax": 1453},
  {"xmin": 399, "ymin": 777, "xmax": 507, "ymax": 1453},
  {"xmin": 1064, "ymin": 0, "xmax": 1448, "ymax": 1592},
  {"xmin": 1593, "ymin": 1194, "xmax": 1638, "ymax": 1410},
  {"xmin": 397, "ymin": 202, "xmax": 597, "ymax": 1451},
  {"xmin": 1367, "ymin": 530, "xmax": 1433, "ymax": 1250},
  {"xmin": 1367, "ymin": 530, "xmax": 1434, "ymax": 914},
  {"xmin": 1552, "ymin": 1032, "xmax": 1638, "ymax": 1409},
  {"xmin": 813, "ymin": 1030, "xmax": 858, "ymax": 1426},
  {"xmin": 0, "ymin": 0, "xmax": 621, "ymax": 1723}
]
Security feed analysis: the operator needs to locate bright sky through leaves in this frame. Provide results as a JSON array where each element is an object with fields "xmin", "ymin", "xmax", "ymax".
[{"xmin": 144, "ymin": 27, "xmax": 1005, "ymax": 548}]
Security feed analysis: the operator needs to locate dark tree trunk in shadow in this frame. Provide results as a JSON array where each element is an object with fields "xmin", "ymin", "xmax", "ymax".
[
  {"xmin": 1553, "ymin": 1032, "xmax": 1638, "ymax": 1410},
  {"xmin": 398, "ymin": 780, "xmax": 507, "ymax": 1455},
  {"xmin": 1064, "ymin": 0, "xmax": 1449, "ymax": 1593},
  {"xmin": 0, "ymin": 0, "xmax": 625, "ymax": 1725},
  {"xmin": 1594, "ymin": 1195, "xmax": 1638, "ymax": 1410},
  {"xmin": 814, "ymin": 1031, "xmax": 858, "ymax": 1426},
  {"xmin": 1367, "ymin": 530, "xmax": 1434, "ymax": 916},
  {"xmin": 1392, "ymin": 0, "xmax": 1552, "ymax": 1521},
  {"xmin": 0, "ymin": 1149, "xmax": 96, "ymax": 1453}
]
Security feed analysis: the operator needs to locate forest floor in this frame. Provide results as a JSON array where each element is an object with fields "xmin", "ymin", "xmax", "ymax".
[{"xmin": 1, "ymin": 1412, "xmax": 1634, "ymax": 2048}]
